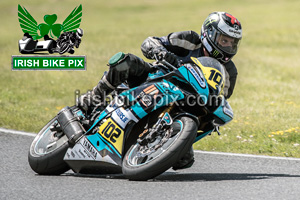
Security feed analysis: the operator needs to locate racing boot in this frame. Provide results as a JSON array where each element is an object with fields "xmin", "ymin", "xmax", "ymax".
[
  {"xmin": 77, "ymin": 73, "xmax": 114, "ymax": 114},
  {"xmin": 172, "ymin": 147, "xmax": 195, "ymax": 170}
]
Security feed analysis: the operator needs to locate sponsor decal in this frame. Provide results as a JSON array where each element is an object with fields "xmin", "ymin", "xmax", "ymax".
[
  {"xmin": 204, "ymin": 18, "xmax": 217, "ymax": 26},
  {"xmin": 141, "ymin": 95, "xmax": 152, "ymax": 107},
  {"xmin": 143, "ymin": 85, "xmax": 160, "ymax": 96},
  {"xmin": 82, "ymin": 138, "xmax": 98, "ymax": 159},
  {"xmin": 78, "ymin": 149, "xmax": 86, "ymax": 158},
  {"xmin": 186, "ymin": 64, "xmax": 206, "ymax": 89},
  {"xmin": 225, "ymin": 13, "xmax": 240, "ymax": 26},
  {"xmin": 115, "ymin": 108, "xmax": 129, "ymax": 123},
  {"xmin": 138, "ymin": 85, "xmax": 160, "ymax": 108},
  {"xmin": 229, "ymin": 29, "xmax": 241, "ymax": 35},
  {"xmin": 213, "ymin": 50, "xmax": 219, "ymax": 57},
  {"xmin": 225, "ymin": 13, "xmax": 241, "ymax": 35},
  {"xmin": 234, "ymin": 24, "xmax": 240, "ymax": 31}
]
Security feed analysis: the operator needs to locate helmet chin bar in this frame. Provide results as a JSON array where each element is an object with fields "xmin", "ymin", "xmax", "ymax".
[
  {"xmin": 202, "ymin": 37, "xmax": 230, "ymax": 63},
  {"xmin": 202, "ymin": 37, "xmax": 213, "ymax": 52}
]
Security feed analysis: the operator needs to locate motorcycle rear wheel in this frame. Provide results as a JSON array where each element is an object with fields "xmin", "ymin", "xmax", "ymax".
[
  {"xmin": 122, "ymin": 116, "xmax": 197, "ymax": 181},
  {"xmin": 28, "ymin": 117, "xmax": 70, "ymax": 175}
]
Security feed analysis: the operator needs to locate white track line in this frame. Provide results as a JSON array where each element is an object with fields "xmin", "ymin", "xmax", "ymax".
[
  {"xmin": 0, "ymin": 127, "xmax": 36, "ymax": 137},
  {"xmin": 1, "ymin": 127, "xmax": 300, "ymax": 161},
  {"xmin": 194, "ymin": 150, "xmax": 300, "ymax": 161}
]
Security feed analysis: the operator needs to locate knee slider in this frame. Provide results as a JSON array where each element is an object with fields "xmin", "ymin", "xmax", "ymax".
[{"xmin": 108, "ymin": 52, "xmax": 128, "ymax": 67}]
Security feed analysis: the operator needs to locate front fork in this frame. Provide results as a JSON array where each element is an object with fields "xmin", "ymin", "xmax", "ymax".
[{"xmin": 137, "ymin": 103, "xmax": 175, "ymax": 145}]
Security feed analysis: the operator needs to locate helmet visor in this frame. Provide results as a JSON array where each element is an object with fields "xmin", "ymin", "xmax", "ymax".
[
  {"xmin": 216, "ymin": 33, "xmax": 241, "ymax": 54},
  {"xmin": 207, "ymin": 27, "xmax": 241, "ymax": 54}
]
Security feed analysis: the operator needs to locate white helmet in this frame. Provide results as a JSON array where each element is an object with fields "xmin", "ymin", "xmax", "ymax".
[{"xmin": 201, "ymin": 12, "xmax": 242, "ymax": 63}]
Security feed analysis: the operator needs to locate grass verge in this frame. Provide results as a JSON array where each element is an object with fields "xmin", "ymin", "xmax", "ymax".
[{"xmin": 1, "ymin": 0, "xmax": 299, "ymax": 157}]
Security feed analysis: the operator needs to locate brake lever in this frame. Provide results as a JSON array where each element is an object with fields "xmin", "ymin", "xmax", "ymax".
[
  {"xmin": 161, "ymin": 59, "xmax": 178, "ymax": 71},
  {"xmin": 154, "ymin": 54, "xmax": 178, "ymax": 71}
]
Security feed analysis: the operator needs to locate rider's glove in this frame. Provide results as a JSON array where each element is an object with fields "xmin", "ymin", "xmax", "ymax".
[{"xmin": 152, "ymin": 46, "xmax": 179, "ymax": 67}]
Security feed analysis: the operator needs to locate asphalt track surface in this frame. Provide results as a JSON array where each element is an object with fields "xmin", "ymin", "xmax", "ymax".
[{"xmin": 1, "ymin": 129, "xmax": 300, "ymax": 200}]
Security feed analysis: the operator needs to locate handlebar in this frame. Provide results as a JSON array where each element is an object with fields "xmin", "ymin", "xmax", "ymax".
[{"xmin": 154, "ymin": 54, "xmax": 180, "ymax": 71}]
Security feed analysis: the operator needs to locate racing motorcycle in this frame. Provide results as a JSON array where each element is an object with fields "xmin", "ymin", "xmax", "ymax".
[
  {"xmin": 28, "ymin": 56, "xmax": 233, "ymax": 181},
  {"xmin": 57, "ymin": 38, "xmax": 75, "ymax": 54},
  {"xmin": 56, "ymin": 32, "xmax": 80, "ymax": 55}
]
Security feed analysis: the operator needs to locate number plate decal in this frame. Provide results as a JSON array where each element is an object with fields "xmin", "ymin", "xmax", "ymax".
[{"xmin": 98, "ymin": 118, "xmax": 124, "ymax": 155}]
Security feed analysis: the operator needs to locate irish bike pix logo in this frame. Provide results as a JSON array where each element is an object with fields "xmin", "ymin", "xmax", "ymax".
[{"xmin": 12, "ymin": 4, "xmax": 86, "ymax": 71}]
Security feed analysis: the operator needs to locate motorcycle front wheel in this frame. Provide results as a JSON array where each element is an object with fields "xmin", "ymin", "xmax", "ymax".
[
  {"xmin": 28, "ymin": 117, "xmax": 70, "ymax": 175},
  {"xmin": 122, "ymin": 116, "xmax": 197, "ymax": 181},
  {"xmin": 58, "ymin": 43, "xmax": 71, "ymax": 55}
]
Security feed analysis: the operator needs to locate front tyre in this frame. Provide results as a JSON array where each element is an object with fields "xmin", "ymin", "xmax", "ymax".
[
  {"xmin": 122, "ymin": 116, "xmax": 197, "ymax": 181},
  {"xmin": 59, "ymin": 43, "xmax": 70, "ymax": 55},
  {"xmin": 28, "ymin": 117, "xmax": 70, "ymax": 175}
]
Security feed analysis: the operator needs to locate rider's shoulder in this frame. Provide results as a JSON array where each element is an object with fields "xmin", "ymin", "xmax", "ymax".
[
  {"xmin": 168, "ymin": 30, "xmax": 200, "ymax": 39},
  {"xmin": 168, "ymin": 30, "xmax": 201, "ymax": 46},
  {"xmin": 224, "ymin": 60, "xmax": 238, "ymax": 75}
]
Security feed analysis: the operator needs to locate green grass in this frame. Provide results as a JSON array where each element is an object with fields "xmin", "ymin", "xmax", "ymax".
[{"xmin": 1, "ymin": 0, "xmax": 300, "ymax": 157}]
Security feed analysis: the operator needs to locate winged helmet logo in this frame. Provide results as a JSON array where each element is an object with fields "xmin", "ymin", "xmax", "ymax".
[
  {"xmin": 17, "ymin": 4, "xmax": 84, "ymax": 55},
  {"xmin": 13, "ymin": 4, "xmax": 86, "ymax": 70},
  {"xmin": 18, "ymin": 4, "xmax": 82, "ymax": 40}
]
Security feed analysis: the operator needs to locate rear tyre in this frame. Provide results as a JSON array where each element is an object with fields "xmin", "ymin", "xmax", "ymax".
[
  {"xmin": 28, "ymin": 117, "xmax": 70, "ymax": 175},
  {"xmin": 122, "ymin": 116, "xmax": 197, "ymax": 181}
]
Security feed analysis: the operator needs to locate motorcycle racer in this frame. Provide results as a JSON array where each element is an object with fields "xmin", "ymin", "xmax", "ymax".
[
  {"xmin": 77, "ymin": 11, "xmax": 242, "ymax": 171},
  {"xmin": 141, "ymin": 11, "xmax": 242, "ymax": 99},
  {"xmin": 142, "ymin": 12, "xmax": 242, "ymax": 170}
]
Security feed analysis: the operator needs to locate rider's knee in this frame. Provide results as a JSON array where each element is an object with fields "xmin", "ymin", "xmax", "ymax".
[
  {"xmin": 106, "ymin": 52, "xmax": 151, "ymax": 88},
  {"xmin": 108, "ymin": 52, "xmax": 131, "ymax": 71},
  {"xmin": 108, "ymin": 52, "xmax": 146, "ymax": 71}
]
